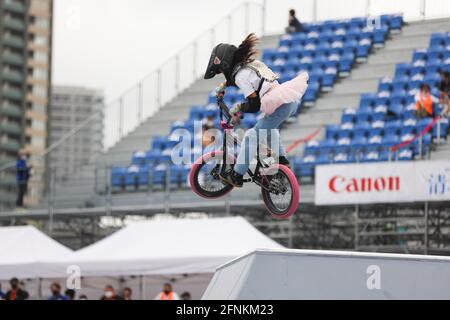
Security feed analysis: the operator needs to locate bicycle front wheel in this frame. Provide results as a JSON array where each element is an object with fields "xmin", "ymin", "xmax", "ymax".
[{"xmin": 189, "ymin": 151, "xmax": 234, "ymax": 199}]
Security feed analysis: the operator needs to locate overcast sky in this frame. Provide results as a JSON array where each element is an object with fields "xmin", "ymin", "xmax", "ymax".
[{"xmin": 52, "ymin": 0, "xmax": 449, "ymax": 103}]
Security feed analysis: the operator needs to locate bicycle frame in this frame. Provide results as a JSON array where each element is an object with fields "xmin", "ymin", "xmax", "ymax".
[{"xmin": 216, "ymin": 97, "xmax": 279, "ymax": 191}]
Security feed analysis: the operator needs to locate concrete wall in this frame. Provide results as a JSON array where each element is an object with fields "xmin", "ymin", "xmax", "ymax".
[{"xmin": 203, "ymin": 249, "xmax": 450, "ymax": 300}]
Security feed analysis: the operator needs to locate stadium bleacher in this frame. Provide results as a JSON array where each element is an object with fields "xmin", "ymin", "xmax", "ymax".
[
  {"xmin": 111, "ymin": 14, "xmax": 410, "ymax": 192},
  {"xmin": 293, "ymin": 31, "xmax": 450, "ymax": 180},
  {"xmin": 264, "ymin": 15, "xmax": 402, "ymax": 105}
]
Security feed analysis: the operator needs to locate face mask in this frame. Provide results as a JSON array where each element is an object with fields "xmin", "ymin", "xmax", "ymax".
[{"xmin": 104, "ymin": 291, "xmax": 114, "ymax": 298}]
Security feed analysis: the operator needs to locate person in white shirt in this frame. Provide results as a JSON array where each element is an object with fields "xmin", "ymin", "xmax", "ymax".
[{"xmin": 204, "ymin": 33, "xmax": 308, "ymax": 187}]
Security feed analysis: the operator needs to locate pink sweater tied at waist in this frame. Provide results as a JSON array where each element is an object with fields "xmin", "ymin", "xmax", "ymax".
[{"xmin": 261, "ymin": 72, "xmax": 309, "ymax": 115}]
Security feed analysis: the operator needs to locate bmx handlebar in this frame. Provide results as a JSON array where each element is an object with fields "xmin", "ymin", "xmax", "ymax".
[
  {"xmin": 216, "ymin": 96, "xmax": 232, "ymax": 120},
  {"xmin": 216, "ymin": 96, "xmax": 244, "ymax": 124}
]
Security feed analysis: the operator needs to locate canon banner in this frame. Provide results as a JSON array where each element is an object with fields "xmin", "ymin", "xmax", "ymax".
[{"xmin": 315, "ymin": 161, "xmax": 450, "ymax": 205}]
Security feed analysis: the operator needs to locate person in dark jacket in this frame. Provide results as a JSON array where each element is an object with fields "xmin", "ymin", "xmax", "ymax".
[
  {"xmin": 15, "ymin": 153, "xmax": 31, "ymax": 208},
  {"xmin": 5, "ymin": 278, "xmax": 29, "ymax": 300},
  {"xmin": 48, "ymin": 282, "xmax": 69, "ymax": 300},
  {"xmin": 122, "ymin": 287, "xmax": 132, "ymax": 300},
  {"xmin": 65, "ymin": 288, "xmax": 76, "ymax": 300},
  {"xmin": 286, "ymin": 9, "xmax": 303, "ymax": 34}
]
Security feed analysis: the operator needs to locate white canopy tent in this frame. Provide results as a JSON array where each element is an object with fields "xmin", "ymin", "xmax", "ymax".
[
  {"xmin": 0, "ymin": 218, "xmax": 282, "ymax": 299},
  {"xmin": 0, "ymin": 225, "xmax": 73, "ymax": 280},
  {"xmin": 49, "ymin": 217, "xmax": 283, "ymax": 277},
  {"xmin": 40, "ymin": 217, "xmax": 283, "ymax": 299}
]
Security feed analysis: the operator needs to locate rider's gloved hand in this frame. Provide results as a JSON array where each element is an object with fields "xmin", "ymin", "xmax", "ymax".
[
  {"xmin": 215, "ymin": 82, "xmax": 227, "ymax": 98},
  {"xmin": 229, "ymin": 103, "xmax": 242, "ymax": 116}
]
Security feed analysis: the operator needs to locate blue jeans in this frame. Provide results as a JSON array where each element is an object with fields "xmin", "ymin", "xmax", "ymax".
[{"xmin": 234, "ymin": 101, "xmax": 298, "ymax": 176}]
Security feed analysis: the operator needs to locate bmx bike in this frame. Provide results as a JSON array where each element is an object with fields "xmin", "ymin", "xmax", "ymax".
[{"xmin": 189, "ymin": 96, "xmax": 299, "ymax": 219}]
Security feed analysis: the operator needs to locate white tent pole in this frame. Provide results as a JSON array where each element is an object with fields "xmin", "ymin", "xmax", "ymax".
[
  {"xmin": 36, "ymin": 278, "xmax": 42, "ymax": 300},
  {"xmin": 140, "ymin": 275, "xmax": 145, "ymax": 300}
]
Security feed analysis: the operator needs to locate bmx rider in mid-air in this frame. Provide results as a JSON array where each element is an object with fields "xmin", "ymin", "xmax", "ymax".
[{"xmin": 203, "ymin": 33, "xmax": 309, "ymax": 188}]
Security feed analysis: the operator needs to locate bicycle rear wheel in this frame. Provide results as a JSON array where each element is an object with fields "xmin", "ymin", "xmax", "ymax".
[{"xmin": 260, "ymin": 164, "xmax": 299, "ymax": 219}]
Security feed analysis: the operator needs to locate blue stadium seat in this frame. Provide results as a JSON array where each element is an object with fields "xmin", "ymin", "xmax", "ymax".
[
  {"xmin": 303, "ymin": 82, "xmax": 320, "ymax": 104},
  {"xmin": 359, "ymin": 93, "xmax": 376, "ymax": 108},
  {"xmin": 297, "ymin": 156, "xmax": 315, "ymax": 177},
  {"xmin": 263, "ymin": 48, "xmax": 278, "ymax": 61},
  {"xmin": 304, "ymin": 140, "xmax": 320, "ymax": 155},
  {"xmin": 384, "ymin": 121, "xmax": 402, "ymax": 136},
  {"xmin": 350, "ymin": 136, "xmax": 367, "ymax": 150},
  {"xmin": 333, "ymin": 153, "xmax": 356, "ymax": 164},
  {"xmin": 361, "ymin": 151, "xmax": 381, "ymax": 163},
  {"xmin": 373, "ymin": 26, "xmax": 389, "ymax": 45},
  {"xmin": 412, "ymin": 49, "xmax": 427, "ymax": 62},
  {"xmin": 152, "ymin": 136, "xmax": 170, "ymax": 151},
  {"xmin": 111, "ymin": 167, "xmax": 127, "ymax": 188},
  {"xmin": 395, "ymin": 63, "xmax": 412, "ymax": 77},
  {"xmin": 341, "ymin": 108, "xmax": 356, "ymax": 123},
  {"xmin": 397, "ymin": 148, "xmax": 413, "ymax": 161},
  {"xmin": 378, "ymin": 77, "xmax": 392, "ymax": 92},
  {"xmin": 382, "ymin": 134, "xmax": 400, "ymax": 148},
  {"xmin": 429, "ymin": 33, "xmax": 447, "ymax": 47},
  {"xmin": 349, "ymin": 17, "xmax": 365, "ymax": 30},
  {"xmin": 356, "ymin": 40, "xmax": 371, "ymax": 59},
  {"xmin": 354, "ymin": 121, "xmax": 371, "ymax": 137},
  {"xmin": 125, "ymin": 166, "xmax": 149, "ymax": 188},
  {"xmin": 326, "ymin": 125, "xmax": 340, "ymax": 140},
  {"xmin": 131, "ymin": 151, "xmax": 147, "ymax": 166},
  {"xmin": 152, "ymin": 164, "xmax": 167, "ymax": 186},
  {"xmin": 389, "ymin": 15, "xmax": 403, "ymax": 31},
  {"xmin": 318, "ymin": 139, "xmax": 336, "ymax": 155},
  {"xmin": 339, "ymin": 53, "xmax": 355, "ymax": 73}
]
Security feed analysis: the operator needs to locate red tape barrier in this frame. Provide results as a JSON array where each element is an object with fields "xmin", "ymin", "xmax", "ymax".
[
  {"xmin": 390, "ymin": 115, "xmax": 442, "ymax": 153},
  {"xmin": 286, "ymin": 126, "xmax": 323, "ymax": 155}
]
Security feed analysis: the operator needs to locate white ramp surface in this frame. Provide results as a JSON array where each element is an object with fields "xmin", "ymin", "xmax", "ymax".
[{"xmin": 202, "ymin": 249, "xmax": 450, "ymax": 300}]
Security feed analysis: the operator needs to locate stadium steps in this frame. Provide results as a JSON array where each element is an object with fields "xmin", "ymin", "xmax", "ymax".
[
  {"xmin": 283, "ymin": 18, "xmax": 450, "ymax": 155},
  {"xmin": 429, "ymin": 139, "xmax": 450, "ymax": 160}
]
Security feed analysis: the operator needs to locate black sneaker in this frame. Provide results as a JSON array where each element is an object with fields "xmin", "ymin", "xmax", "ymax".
[
  {"xmin": 219, "ymin": 170, "xmax": 243, "ymax": 188},
  {"xmin": 279, "ymin": 156, "xmax": 291, "ymax": 168}
]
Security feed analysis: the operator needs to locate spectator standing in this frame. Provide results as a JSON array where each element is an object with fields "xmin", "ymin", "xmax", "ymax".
[
  {"xmin": 122, "ymin": 287, "xmax": 132, "ymax": 300},
  {"xmin": 5, "ymin": 278, "xmax": 29, "ymax": 300},
  {"xmin": 154, "ymin": 283, "xmax": 180, "ymax": 300},
  {"xmin": 0, "ymin": 283, "xmax": 5, "ymax": 300},
  {"xmin": 415, "ymin": 83, "xmax": 438, "ymax": 118},
  {"xmin": 15, "ymin": 153, "xmax": 31, "ymax": 208},
  {"xmin": 285, "ymin": 9, "xmax": 303, "ymax": 34},
  {"xmin": 439, "ymin": 71, "xmax": 450, "ymax": 98},
  {"xmin": 100, "ymin": 285, "xmax": 124, "ymax": 300},
  {"xmin": 48, "ymin": 283, "xmax": 68, "ymax": 300},
  {"xmin": 439, "ymin": 71, "xmax": 450, "ymax": 117}
]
